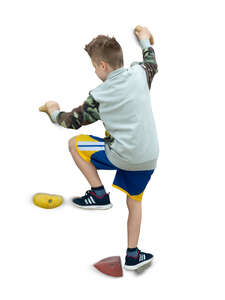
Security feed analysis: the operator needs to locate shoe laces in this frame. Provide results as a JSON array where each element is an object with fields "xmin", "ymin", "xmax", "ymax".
[
  {"xmin": 86, "ymin": 190, "xmax": 92, "ymax": 196},
  {"xmin": 80, "ymin": 190, "xmax": 92, "ymax": 200}
]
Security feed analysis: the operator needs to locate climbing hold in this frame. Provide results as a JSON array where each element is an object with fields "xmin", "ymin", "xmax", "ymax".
[{"xmin": 33, "ymin": 193, "xmax": 63, "ymax": 209}]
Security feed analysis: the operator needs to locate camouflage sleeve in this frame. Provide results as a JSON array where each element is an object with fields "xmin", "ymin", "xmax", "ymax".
[
  {"xmin": 140, "ymin": 45, "xmax": 158, "ymax": 90},
  {"xmin": 130, "ymin": 39, "xmax": 158, "ymax": 90},
  {"xmin": 57, "ymin": 95, "xmax": 100, "ymax": 129}
]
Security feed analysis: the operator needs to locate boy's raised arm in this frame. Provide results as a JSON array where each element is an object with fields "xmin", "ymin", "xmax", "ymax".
[
  {"xmin": 133, "ymin": 26, "xmax": 158, "ymax": 89},
  {"xmin": 47, "ymin": 95, "xmax": 100, "ymax": 129},
  {"xmin": 138, "ymin": 39, "xmax": 158, "ymax": 89}
]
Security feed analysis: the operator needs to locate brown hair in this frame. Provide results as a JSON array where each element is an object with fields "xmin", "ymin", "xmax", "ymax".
[{"xmin": 84, "ymin": 35, "xmax": 124, "ymax": 69}]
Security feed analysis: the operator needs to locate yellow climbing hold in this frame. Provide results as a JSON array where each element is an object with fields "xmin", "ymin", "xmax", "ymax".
[{"xmin": 33, "ymin": 193, "xmax": 63, "ymax": 209}]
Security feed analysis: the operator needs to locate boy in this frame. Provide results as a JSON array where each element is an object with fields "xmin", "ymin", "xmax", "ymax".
[{"xmin": 42, "ymin": 26, "xmax": 159, "ymax": 271}]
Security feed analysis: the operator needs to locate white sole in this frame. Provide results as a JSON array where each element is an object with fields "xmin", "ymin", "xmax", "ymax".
[
  {"xmin": 124, "ymin": 257, "xmax": 153, "ymax": 271},
  {"xmin": 72, "ymin": 202, "xmax": 113, "ymax": 210}
]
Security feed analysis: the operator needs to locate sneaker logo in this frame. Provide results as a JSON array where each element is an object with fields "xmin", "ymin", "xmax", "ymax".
[
  {"xmin": 139, "ymin": 254, "xmax": 146, "ymax": 262},
  {"xmin": 85, "ymin": 197, "xmax": 96, "ymax": 205},
  {"xmin": 90, "ymin": 196, "xmax": 96, "ymax": 204}
]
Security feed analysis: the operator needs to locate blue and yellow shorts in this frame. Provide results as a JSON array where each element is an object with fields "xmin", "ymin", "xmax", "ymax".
[{"xmin": 74, "ymin": 134, "xmax": 155, "ymax": 202}]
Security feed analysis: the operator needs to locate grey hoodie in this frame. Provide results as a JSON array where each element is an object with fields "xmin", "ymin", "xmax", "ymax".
[{"xmin": 89, "ymin": 39, "xmax": 159, "ymax": 171}]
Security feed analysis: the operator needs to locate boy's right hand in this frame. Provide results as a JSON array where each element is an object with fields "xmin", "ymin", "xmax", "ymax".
[
  {"xmin": 45, "ymin": 101, "xmax": 60, "ymax": 114},
  {"xmin": 39, "ymin": 101, "xmax": 60, "ymax": 115},
  {"xmin": 135, "ymin": 26, "xmax": 153, "ymax": 43}
]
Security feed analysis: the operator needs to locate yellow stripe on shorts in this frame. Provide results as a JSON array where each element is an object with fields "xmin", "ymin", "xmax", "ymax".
[
  {"xmin": 75, "ymin": 134, "xmax": 105, "ymax": 163},
  {"xmin": 112, "ymin": 184, "xmax": 144, "ymax": 201}
]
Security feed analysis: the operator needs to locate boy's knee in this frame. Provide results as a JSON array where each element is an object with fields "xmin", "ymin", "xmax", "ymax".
[
  {"xmin": 68, "ymin": 136, "xmax": 77, "ymax": 153},
  {"xmin": 126, "ymin": 195, "xmax": 142, "ymax": 209},
  {"xmin": 126, "ymin": 195, "xmax": 133, "ymax": 208}
]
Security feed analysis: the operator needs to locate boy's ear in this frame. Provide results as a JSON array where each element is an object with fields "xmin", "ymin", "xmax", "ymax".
[
  {"xmin": 101, "ymin": 61, "xmax": 110, "ymax": 70},
  {"xmin": 98, "ymin": 61, "xmax": 104, "ymax": 70}
]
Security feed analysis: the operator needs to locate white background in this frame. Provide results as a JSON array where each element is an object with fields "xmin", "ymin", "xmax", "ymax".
[{"xmin": 0, "ymin": 0, "xmax": 224, "ymax": 299}]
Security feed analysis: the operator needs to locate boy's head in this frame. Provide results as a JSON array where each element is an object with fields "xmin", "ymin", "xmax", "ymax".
[{"xmin": 84, "ymin": 35, "xmax": 124, "ymax": 81}]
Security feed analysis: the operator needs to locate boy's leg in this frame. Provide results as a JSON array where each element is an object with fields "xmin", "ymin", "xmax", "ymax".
[
  {"xmin": 126, "ymin": 195, "xmax": 142, "ymax": 248},
  {"xmin": 68, "ymin": 136, "xmax": 103, "ymax": 188},
  {"xmin": 69, "ymin": 136, "xmax": 112, "ymax": 209},
  {"xmin": 125, "ymin": 195, "xmax": 154, "ymax": 270}
]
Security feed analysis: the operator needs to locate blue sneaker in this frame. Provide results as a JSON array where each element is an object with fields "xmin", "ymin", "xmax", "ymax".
[
  {"xmin": 124, "ymin": 249, "xmax": 154, "ymax": 271},
  {"xmin": 72, "ymin": 190, "xmax": 112, "ymax": 210}
]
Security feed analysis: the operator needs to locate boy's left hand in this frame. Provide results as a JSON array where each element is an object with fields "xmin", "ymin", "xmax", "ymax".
[{"xmin": 45, "ymin": 101, "xmax": 60, "ymax": 114}]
